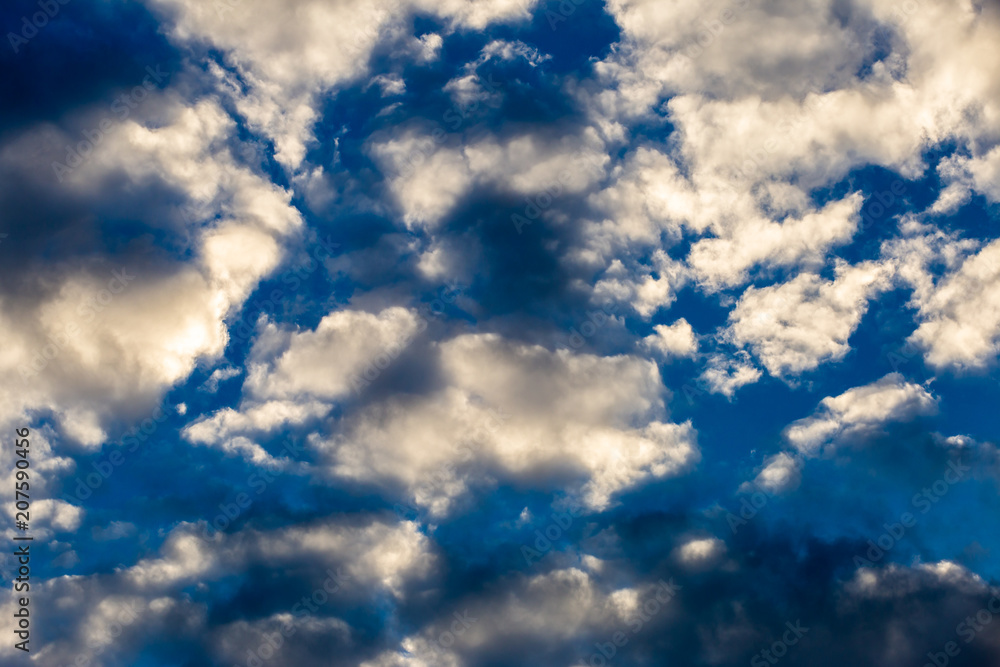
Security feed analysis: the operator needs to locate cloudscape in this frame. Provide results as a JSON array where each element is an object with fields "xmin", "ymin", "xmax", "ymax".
[{"xmin": 2, "ymin": 0, "xmax": 1000, "ymax": 665}]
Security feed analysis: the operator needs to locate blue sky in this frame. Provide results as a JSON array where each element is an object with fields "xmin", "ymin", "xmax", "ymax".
[{"xmin": 2, "ymin": 0, "xmax": 1000, "ymax": 665}]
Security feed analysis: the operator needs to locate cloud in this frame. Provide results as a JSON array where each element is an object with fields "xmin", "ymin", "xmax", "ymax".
[
  {"xmin": 0, "ymin": 515, "xmax": 433, "ymax": 664},
  {"xmin": 92, "ymin": 521, "xmax": 138, "ymax": 541},
  {"xmin": 479, "ymin": 39, "xmax": 551, "ymax": 67},
  {"xmin": 727, "ymin": 261, "xmax": 893, "ymax": 378},
  {"xmin": 674, "ymin": 536, "xmax": 726, "ymax": 566},
  {"xmin": 211, "ymin": 613, "xmax": 353, "ymax": 667},
  {"xmin": 149, "ymin": 0, "xmax": 540, "ymax": 169},
  {"xmin": 932, "ymin": 146, "xmax": 1000, "ymax": 213},
  {"xmin": 0, "ymin": 92, "xmax": 301, "ymax": 448},
  {"xmin": 244, "ymin": 307, "xmax": 423, "ymax": 402},
  {"xmin": 686, "ymin": 194, "xmax": 863, "ymax": 289},
  {"xmin": 698, "ymin": 352, "xmax": 762, "ymax": 398},
  {"xmin": 5, "ymin": 0, "xmax": 1000, "ymax": 664},
  {"xmin": 201, "ymin": 366, "xmax": 241, "ymax": 393},
  {"xmin": 840, "ymin": 560, "xmax": 988, "ymax": 603},
  {"xmin": 747, "ymin": 452, "xmax": 802, "ymax": 494},
  {"xmin": 182, "ymin": 307, "xmax": 423, "ymax": 454},
  {"xmin": 316, "ymin": 333, "xmax": 698, "ymax": 514},
  {"xmin": 643, "ymin": 318, "xmax": 698, "ymax": 358},
  {"xmin": 784, "ymin": 373, "xmax": 938, "ymax": 456},
  {"xmin": 592, "ymin": 251, "xmax": 690, "ymax": 318},
  {"xmin": 361, "ymin": 567, "xmax": 679, "ymax": 667},
  {"xmin": 578, "ymin": 147, "xmax": 863, "ymax": 291},
  {"xmin": 369, "ymin": 129, "xmax": 607, "ymax": 230},
  {"xmin": 126, "ymin": 518, "xmax": 433, "ymax": 595},
  {"xmin": 598, "ymin": 0, "xmax": 1000, "ymax": 169},
  {"xmin": 578, "ymin": 0, "xmax": 1000, "ymax": 304},
  {"xmin": 901, "ymin": 237, "xmax": 1000, "ymax": 371}
]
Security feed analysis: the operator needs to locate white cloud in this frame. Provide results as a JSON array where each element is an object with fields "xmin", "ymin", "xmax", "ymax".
[
  {"xmin": 842, "ymin": 560, "xmax": 988, "ymax": 602},
  {"xmin": 674, "ymin": 536, "xmax": 726, "ymax": 566},
  {"xmin": 0, "ymin": 429, "xmax": 77, "ymax": 543},
  {"xmin": 370, "ymin": 129, "xmax": 608, "ymax": 230},
  {"xmin": 598, "ymin": 0, "xmax": 1000, "ymax": 174},
  {"xmin": 903, "ymin": 238, "xmax": 1000, "ymax": 371},
  {"xmin": 0, "ymin": 94, "xmax": 302, "ymax": 454},
  {"xmin": 931, "ymin": 146, "xmax": 1000, "ymax": 214},
  {"xmin": 414, "ymin": 32, "xmax": 443, "ymax": 62},
  {"xmin": 698, "ymin": 352, "xmax": 762, "ymax": 398},
  {"xmin": 414, "ymin": 0, "xmax": 536, "ymax": 30},
  {"xmin": 370, "ymin": 73, "xmax": 406, "ymax": 97},
  {"xmin": 316, "ymin": 333, "xmax": 698, "ymax": 514},
  {"xmin": 576, "ymin": 0, "xmax": 1000, "ymax": 309},
  {"xmin": 784, "ymin": 373, "xmax": 938, "ymax": 456},
  {"xmin": 883, "ymin": 221, "xmax": 1000, "ymax": 370},
  {"xmin": 369, "ymin": 133, "xmax": 474, "ymax": 230},
  {"xmin": 361, "ymin": 567, "xmax": 678, "ymax": 667},
  {"xmin": 126, "ymin": 518, "xmax": 434, "ymax": 595},
  {"xmin": 748, "ymin": 452, "xmax": 802, "ymax": 494},
  {"xmin": 0, "ymin": 516, "xmax": 433, "ymax": 663},
  {"xmin": 150, "ymin": 0, "xmax": 540, "ymax": 169},
  {"xmin": 183, "ymin": 307, "xmax": 423, "ymax": 454},
  {"xmin": 592, "ymin": 251, "xmax": 689, "ymax": 318},
  {"xmin": 581, "ymin": 148, "xmax": 687, "ymax": 252},
  {"xmin": 202, "ymin": 366, "xmax": 241, "ymax": 393},
  {"xmin": 480, "ymin": 39, "xmax": 551, "ymax": 66},
  {"xmin": 578, "ymin": 147, "xmax": 862, "ymax": 290},
  {"xmin": 728, "ymin": 261, "xmax": 893, "ymax": 378},
  {"xmin": 686, "ymin": 194, "xmax": 863, "ymax": 289},
  {"xmin": 643, "ymin": 318, "xmax": 698, "ymax": 358},
  {"xmin": 245, "ymin": 307, "xmax": 423, "ymax": 401}
]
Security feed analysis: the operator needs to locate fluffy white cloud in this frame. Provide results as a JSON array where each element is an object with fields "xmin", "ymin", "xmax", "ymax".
[
  {"xmin": 643, "ymin": 318, "xmax": 698, "ymax": 358},
  {"xmin": 479, "ymin": 38, "xmax": 550, "ymax": 66},
  {"xmin": 842, "ymin": 560, "xmax": 989, "ymax": 602},
  {"xmin": 202, "ymin": 366, "xmax": 241, "ymax": 393},
  {"xmin": 0, "ymin": 516, "xmax": 433, "ymax": 663},
  {"xmin": 883, "ymin": 221, "xmax": 1000, "ymax": 370},
  {"xmin": 736, "ymin": 374, "xmax": 936, "ymax": 491},
  {"xmin": 183, "ymin": 307, "xmax": 423, "ymax": 453},
  {"xmin": 747, "ymin": 452, "xmax": 802, "ymax": 494},
  {"xmin": 0, "ymin": 94, "xmax": 302, "ymax": 450},
  {"xmin": 579, "ymin": 148, "xmax": 862, "ymax": 289},
  {"xmin": 698, "ymin": 352, "xmax": 762, "ymax": 398},
  {"xmin": 149, "ymin": 0, "xmax": 539, "ymax": 169},
  {"xmin": 0, "ymin": 429, "xmax": 73, "ymax": 540},
  {"xmin": 126, "ymin": 518, "xmax": 433, "ymax": 595},
  {"xmin": 245, "ymin": 307, "xmax": 423, "ymax": 401},
  {"xmin": 577, "ymin": 0, "xmax": 1000, "ymax": 316},
  {"xmin": 370, "ymin": 129, "xmax": 607, "ymax": 230},
  {"xmin": 592, "ymin": 251, "xmax": 689, "ymax": 318},
  {"xmin": 316, "ymin": 333, "xmax": 698, "ymax": 514},
  {"xmin": 598, "ymin": 0, "xmax": 1000, "ymax": 172},
  {"xmin": 361, "ymin": 567, "xmax": 680, "ymax": 667},
  {"xmin": 686, "ymin": 194, "xmax": 863, "ymax": 289},
  {"xmin": 932, "ymin": 146, "xmax": 1000, "ymax": 213},
  {"xmin": 416, "ymin": 0, "xmax": 536, "ymax": 30},
  {"xmin": 728, "ymin": 261, "xmax": 893, "ymax": 378},
  {"xmin": 784, "ymin": 373, "xmax": 938, "ymax": 456},
  {"xmin": 369, "ymin": 133, "xmax": 475, "ymax": 230},
  {"xmin": 674, "ymin": 536, "xmax": 726, "ymax": 566},
  {"xmin": 904, "ymin": 238, "xmax": 1000, "ymax": 371}
]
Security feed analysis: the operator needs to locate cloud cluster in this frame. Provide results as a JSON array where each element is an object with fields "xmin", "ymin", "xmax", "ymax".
[
  {"xmin": 728, "ymin": 261, "xmax": 893, "ymax": 378},
  {"xmin": 0, "ymin": 91, "xmax": 302, "ymax": 449},
  {"xmin": 2, "ymin": 0, "xmax": 999, "ymax": 663}
]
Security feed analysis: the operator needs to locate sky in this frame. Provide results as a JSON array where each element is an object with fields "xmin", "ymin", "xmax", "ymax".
[{"xmin": 1, "ymin": 0, "xmax": 1000, "ymax": 665}]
